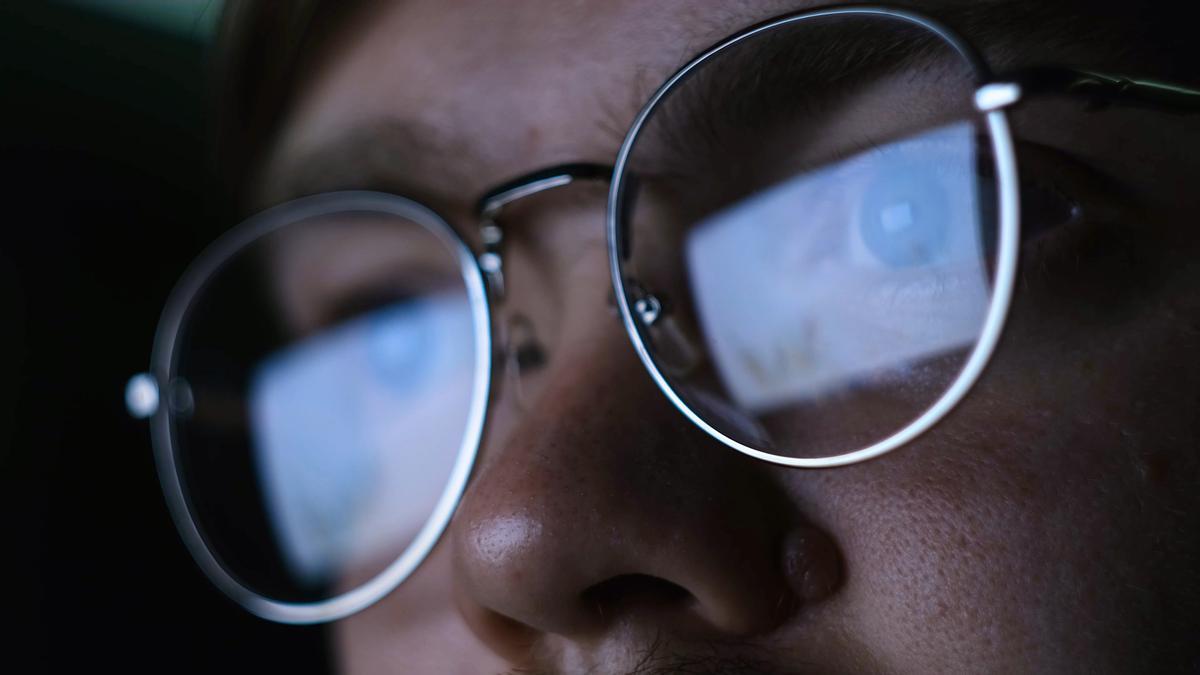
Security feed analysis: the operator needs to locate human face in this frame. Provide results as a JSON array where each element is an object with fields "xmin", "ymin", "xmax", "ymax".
[{"xmin": 256, "ymin": 0, "xmax": 1200, "ymax": 672}]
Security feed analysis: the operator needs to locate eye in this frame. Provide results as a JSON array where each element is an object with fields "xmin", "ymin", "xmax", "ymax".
[
  {"xmin": 366, "ymin": 299, "xmax": 437, "ymax": 394},
  {"xmin": 856, "ymin": 156, "xmax": 953, "ymax": 268},
  {"xmin": 845, "ymin": 129, "xmax": 980, "ymax": 272},
  {"xmin": 973, "ymin": 149, "xmax": 1085, "ymax": 259},
  {"xmin": 1017, "ymin": 179, "xmax": 1083, "ymax": 242},
  {"xmin": 847, "ymin": 136, "xmax": 1086, "ymax": 271}
]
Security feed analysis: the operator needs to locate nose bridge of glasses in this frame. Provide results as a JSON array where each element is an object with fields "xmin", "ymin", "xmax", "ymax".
[{"xmin": 473, "ymin": 163, "xmax": 613, "ymax": 303}]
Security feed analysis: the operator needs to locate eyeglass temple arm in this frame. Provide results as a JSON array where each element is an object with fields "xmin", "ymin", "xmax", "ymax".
[
  {"xmin": 473, "ymin": 163, "xmax": 613, "ymax": 300},
  {"xmin": 997, "ymin": 66, "xmax": 1200, "ymax": 114}
]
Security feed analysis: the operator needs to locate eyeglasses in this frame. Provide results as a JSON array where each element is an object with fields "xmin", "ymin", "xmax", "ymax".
[{"xmin": 125, "ymin": 4, "xmax": 1200, "ymax": 624}]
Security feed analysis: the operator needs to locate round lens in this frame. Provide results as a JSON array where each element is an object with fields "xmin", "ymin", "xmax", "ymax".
[
  {"xmin": 610, "ymin": 10, "xmax": 1015, "ymax": 466},
  {"xmin": 153, "ymin": 193, "xmax": 489, "ymax": 620}
]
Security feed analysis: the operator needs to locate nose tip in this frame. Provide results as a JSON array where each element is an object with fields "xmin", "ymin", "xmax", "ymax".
[
  {"xmin": 455, "ymin": 478, "xmax": 795, "ymax": 640},
  {"xmin": 450, "ymin": 335, "xmax": 843, "ymax": 649}
]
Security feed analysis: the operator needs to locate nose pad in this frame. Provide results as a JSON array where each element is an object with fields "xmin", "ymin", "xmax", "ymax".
[
  {"xmin": 621, "ymin": 278, "xmax": 773, "ymax": 450},
  {"xmin": 451, "ymin": 323, "xmax": 843, "ymax": 653},
  {"xmin": 498, "ymin": 312, "xmax": 547, "ymax": 411},
  {"xmin": 623, "ymin": 279, "xmax": 701, "ymax": 377}
]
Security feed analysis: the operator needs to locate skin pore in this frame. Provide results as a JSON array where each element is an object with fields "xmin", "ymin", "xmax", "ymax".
[{"xmin": 253, "ymin": 0, "xmax": 1200, "ymax": 673}]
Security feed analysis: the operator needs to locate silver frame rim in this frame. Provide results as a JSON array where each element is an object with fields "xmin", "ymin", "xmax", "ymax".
[
  {"xmin": 606, "ymin": 5, "xmax": 1021, "ymax": 469},
  {"xmin": 149, "ymin": 191, "xmax": 492, "ymax": 623}
]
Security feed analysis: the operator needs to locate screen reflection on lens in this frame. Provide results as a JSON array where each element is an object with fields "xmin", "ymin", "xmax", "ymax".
[{"xmin": 170, "ymin": 205, "xmax": 481, "ymax": 606}]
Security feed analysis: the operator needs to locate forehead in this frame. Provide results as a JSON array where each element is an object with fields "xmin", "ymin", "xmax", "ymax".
[
  {"xmin": 260, "ymin": 0, "xmax": 1099, "ymax": 212},
  {"xmin": 266, "ymin": 0, "xmax": 778, "ymax": 203}
]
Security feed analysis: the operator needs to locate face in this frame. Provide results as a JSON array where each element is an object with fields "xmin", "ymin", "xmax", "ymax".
[{"xmin": 250, "ymin": 1, "xmax": 1200, "ymax": 672}]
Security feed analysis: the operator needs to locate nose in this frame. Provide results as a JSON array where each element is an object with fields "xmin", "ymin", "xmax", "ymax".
[{"xmin": 450, "ymin": 315, "xmax": 842, "ymax": 654}]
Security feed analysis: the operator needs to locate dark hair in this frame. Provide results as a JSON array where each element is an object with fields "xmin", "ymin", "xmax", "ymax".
[{"xmin": 214, "ymin": 0, "xmax": 366, "ymax": 203}]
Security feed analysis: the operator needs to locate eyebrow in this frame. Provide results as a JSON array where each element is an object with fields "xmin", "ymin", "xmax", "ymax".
[
  {"xmin": 635, "ymin": 20, "xmax": 948, "ymax": 176},
  {"xmin": 268, "ymin": 27, "xmax": 937, "ymax": 215},
  {"xmin": 625, "ymin": 0, "xmax": 1128, "ymax": 193},
  {"xmin": 263, "ymin": 118, "xmax": 469, "ymax": 214},
  {"xmin": 263, "ymin": 1, "xmax": 1115, "ymax": 212},
  {"xmin": 621, "ymin": 14, "xmax": 995, "ymax": 218}
]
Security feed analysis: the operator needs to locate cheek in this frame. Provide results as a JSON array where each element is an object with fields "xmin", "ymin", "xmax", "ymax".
[
  {"xmin": 798, "ymin": 269, "xmax": 1200, "ymax": 670},
  {"xmin": 816, "ymin": 442, "xmax": 1143, "ymax": 671},
  {"xmin": 333, "ymin": 541, "xmax": 508, "ymax": 675}
]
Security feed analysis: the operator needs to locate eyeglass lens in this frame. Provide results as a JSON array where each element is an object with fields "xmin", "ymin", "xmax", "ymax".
[
  {"xmin": 613, "ymin": 11, "xmax": 1003, "ymax": 462},
  {"xmin": 158, "ymin": 9, "xmax": 1011, "ymax": 616},
  {"xmin": 167, "ymin": 207, "xmax": 479, "ymax": 605}
]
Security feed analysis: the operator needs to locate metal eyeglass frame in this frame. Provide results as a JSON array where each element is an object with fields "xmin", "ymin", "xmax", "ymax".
[
  {"xmin": 129, "ymin": 193, "xmax": 494, "ymax": 624},
  {"xmin": 124, "ymin": 4, "xmax": 1200, "ymax": 624},
  {"xmin": 608, "ymin": 5, "xmax": 1200, "ymax": 469}
]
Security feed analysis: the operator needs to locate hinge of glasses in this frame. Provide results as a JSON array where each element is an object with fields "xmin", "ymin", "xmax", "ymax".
[{"xmin": 975, "ymin": 82, "xmax": 1023, "ymax": 112}]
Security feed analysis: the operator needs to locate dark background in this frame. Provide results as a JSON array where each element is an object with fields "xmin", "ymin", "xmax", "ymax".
[{"xmin": 2, "ymin": 3, "xmax": 330, "ymax": 672}]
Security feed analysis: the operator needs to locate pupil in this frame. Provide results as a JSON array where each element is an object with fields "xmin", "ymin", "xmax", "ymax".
[
  {"xmin": 860, "ymin": 163, "xmax": 950, "ymax": 267},
  {"xmin": 367, "ymin": 300, "xmax": 434, "ymax": 392}
]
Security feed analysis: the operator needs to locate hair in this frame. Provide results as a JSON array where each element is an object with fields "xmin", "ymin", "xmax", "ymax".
[{"xmin": 213, "ymin": 0, "xmax": 366, "ymax": 202}]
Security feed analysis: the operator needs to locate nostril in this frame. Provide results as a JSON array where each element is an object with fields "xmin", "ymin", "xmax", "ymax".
[{"xmin": 581, "ymin": 574, "xmax": 694, "ymax": 620}]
